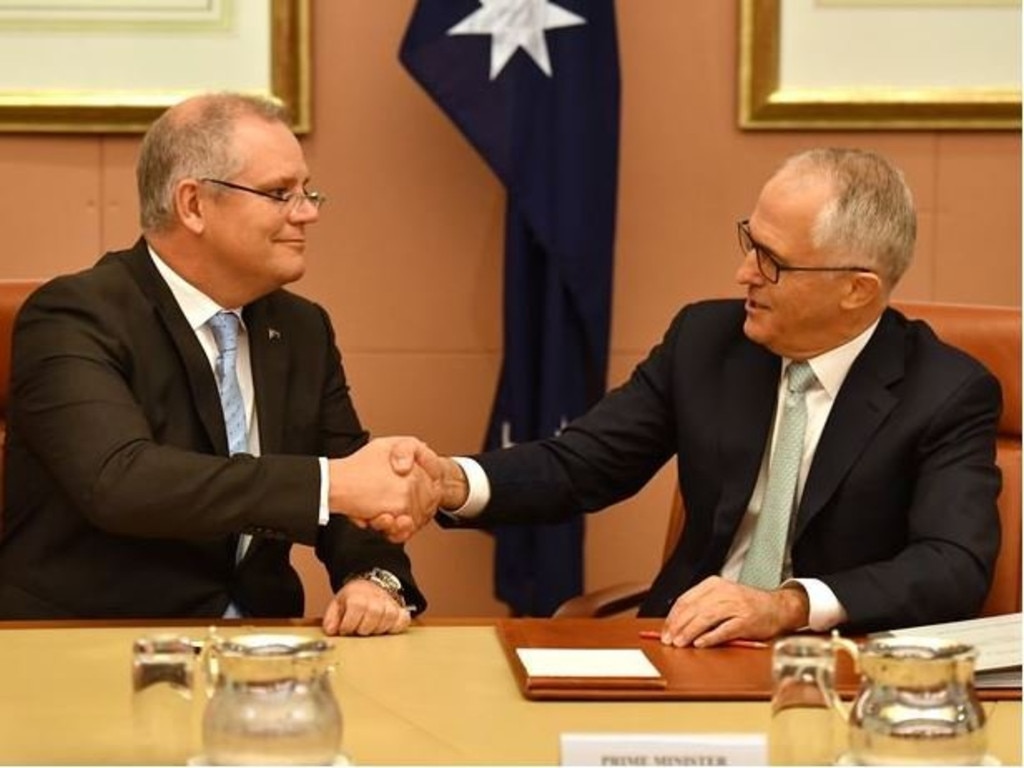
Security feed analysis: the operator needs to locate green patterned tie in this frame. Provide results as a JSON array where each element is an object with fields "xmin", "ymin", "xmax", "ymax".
[{"xmin": 739, "ymin": 361, "xmax": 817, "ymax": 589}]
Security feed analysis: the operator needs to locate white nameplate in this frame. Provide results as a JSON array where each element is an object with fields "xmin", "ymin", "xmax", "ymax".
[{"xmin": 560, "ymin": 733, "xmax": 767, "ymax": 766}]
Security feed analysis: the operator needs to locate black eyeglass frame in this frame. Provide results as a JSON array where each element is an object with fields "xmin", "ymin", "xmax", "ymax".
[
  {"xmin": 737, "ymin": 219, "xmax": 874, "ymax": 284},
  {"xmin": 201, "ymin": 178, "xmax": 326, "ymax": 210}
]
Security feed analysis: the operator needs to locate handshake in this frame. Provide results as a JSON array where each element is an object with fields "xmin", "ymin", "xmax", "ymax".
[{"xmin": 326, "ymin": 437, "xmax": 467, "ymax": 543}]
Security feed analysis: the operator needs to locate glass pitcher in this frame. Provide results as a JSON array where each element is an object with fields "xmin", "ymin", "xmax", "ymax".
[
  {"xmin": 848, "ymin": 636, "xmax": 987, "ymax": 766},
  {"xmin": 131, "ymin": 634, "xmax": 202, "ymax": 764},
  {"xmin": 768, "ymin": 635, "xmax": 848, "ymax": 765},
  {"xmin": 202, "ymin": 633, "xmax": 342, "ymax": 766}
]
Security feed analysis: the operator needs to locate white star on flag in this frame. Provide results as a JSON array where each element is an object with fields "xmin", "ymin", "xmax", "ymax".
[{"xmin": 448, "ymin": 0, "xmax": 586, "ymax": 80}]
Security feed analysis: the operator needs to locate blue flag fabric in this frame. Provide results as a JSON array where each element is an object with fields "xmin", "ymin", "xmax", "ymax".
[{"xmin": 400, "ymin": 0, "xmax": 620, "ymax": 616}]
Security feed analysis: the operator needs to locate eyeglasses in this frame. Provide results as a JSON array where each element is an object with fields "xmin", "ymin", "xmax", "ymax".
[
  {"xmin": 201, "ymin": 178, "xmax": 327, "ymax": 211},
  {"xmin": 737, "ymin": 219, "xmax": 874, "ymax": 284}
]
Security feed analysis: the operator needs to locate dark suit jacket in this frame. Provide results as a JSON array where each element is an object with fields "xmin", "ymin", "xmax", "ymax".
[
  {"xmin": 0, "ymin": 238, "xmax": 424, "ymax": 619},
  {"xmin": 459, "ymin": 300, "xmax": 1001, "ymax": 632}
]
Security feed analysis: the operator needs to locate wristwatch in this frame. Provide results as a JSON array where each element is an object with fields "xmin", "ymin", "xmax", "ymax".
[{"xmin": 355, "ymin": 567, "xmax": 406, "ymax": 608}]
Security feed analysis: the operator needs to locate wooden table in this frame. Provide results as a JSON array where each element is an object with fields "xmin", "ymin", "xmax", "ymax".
[{"xmin": 0, "ymin": 619, "xmax": 1019, "ymax": 765}]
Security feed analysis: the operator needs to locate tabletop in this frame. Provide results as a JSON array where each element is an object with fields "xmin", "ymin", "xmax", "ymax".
[{"xmin": 0, "ymin": 618, "xmax": 1019, "ymax": 765}]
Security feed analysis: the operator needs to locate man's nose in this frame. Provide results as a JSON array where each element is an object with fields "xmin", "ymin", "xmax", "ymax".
[
  {"xmin": 289, "ymin": 199, "xmax": 320, "ymax": 223},
  {"xmin": 736, "ymin": 249, "xmax": 762, "ymax": 286}
]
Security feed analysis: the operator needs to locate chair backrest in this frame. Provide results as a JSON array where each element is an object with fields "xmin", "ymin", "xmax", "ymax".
[
  {"xmin": 894, "ymin": 301, "xmax": 1021, "ymax": 617},
  {"xmin": 662, "ymin": 301, "xmax": 1022, "ymax": 616},
  {"xmin": 0, "ymin": 281, "xmax": 43, "ymax": 420},
  {"xmin": 0, "ymin": 280, "xmax": 45, "ymax": 534}
]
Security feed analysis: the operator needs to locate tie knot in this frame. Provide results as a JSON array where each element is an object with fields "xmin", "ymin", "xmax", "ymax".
[
  {"xmin": 208, "ymin": 311, "xmax": 241, "ymax": 354},
  {"xmin": 786, "ymin": 361, "xmax": 816, "ymax": 394}
]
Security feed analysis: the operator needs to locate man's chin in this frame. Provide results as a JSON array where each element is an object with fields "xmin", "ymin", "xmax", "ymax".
[
  {"xmin": 742, "ymin": 315, "xmax": 768, "ymax": 345},
  {"xmin": 274, "ymin": 257, "xmax": 306, "ymax": 286}
]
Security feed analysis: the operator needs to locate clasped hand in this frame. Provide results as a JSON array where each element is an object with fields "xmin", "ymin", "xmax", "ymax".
[{"xmin": 328, "ymin": 436, "xmax": 443, "ymax": 542}]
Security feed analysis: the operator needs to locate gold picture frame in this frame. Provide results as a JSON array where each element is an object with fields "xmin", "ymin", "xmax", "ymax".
[
  {"xmin": 739, "ymin": 0, "xmax": 1021, "ymax": 130},
  {"xmin": 0, "ymin": 0, "xmax": 310, "ymax": 134}
]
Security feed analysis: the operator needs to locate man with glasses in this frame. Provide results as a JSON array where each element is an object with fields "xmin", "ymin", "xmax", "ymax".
[
  {"xmin": 0, "ymin": 92, "xmax": 441, "ymax": 634},
  {"xmin": 420, "ymin": 148, "xmax": 1000, "ymax": 643}
]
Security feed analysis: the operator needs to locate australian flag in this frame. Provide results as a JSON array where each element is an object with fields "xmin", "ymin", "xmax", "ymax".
[{"xmin": 400, "ymin": 0, "xmax": 620, "ymax": 616}]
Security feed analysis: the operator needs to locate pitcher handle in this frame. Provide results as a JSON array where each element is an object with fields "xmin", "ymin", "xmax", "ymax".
[
  {"xmin": 826, "ymin": 629, "xmax": 861, "ymax": 722},
  {"xmin": 196, "ymin": 625, "xmax": 222, "ymax": 700}
]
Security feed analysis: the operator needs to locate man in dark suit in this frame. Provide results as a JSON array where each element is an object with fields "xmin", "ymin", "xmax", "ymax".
[
  {"xmin": 426, "ymin": 148, "xmax": 1001, "ymax": 643},
  {"xmin": 0, "ymin": 92, "xmax": 440, "ymax": 634}
]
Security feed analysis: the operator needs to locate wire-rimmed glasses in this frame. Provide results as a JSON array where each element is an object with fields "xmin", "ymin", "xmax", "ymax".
[
  {"xmin": 737, "ymin": 219, "xmax": 874, "ymax": 284},
  {"xmin": 201, "ymin": 178, "xmax": 327, "ymax": 211}
]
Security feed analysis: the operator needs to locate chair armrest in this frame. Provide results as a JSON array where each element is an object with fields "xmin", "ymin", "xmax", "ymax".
[{"xmin": 552, "ymin": 581, "xmax": 652, "ymax": 618}]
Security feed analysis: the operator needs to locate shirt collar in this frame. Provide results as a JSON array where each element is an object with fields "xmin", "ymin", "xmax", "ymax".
[
  {"xmin": 784, "ymin": 317, "xmax": 881, "ymax": 399},
  {"xmin": 147, "ymin": 244, "xmax": 243, "ymax": 330}
]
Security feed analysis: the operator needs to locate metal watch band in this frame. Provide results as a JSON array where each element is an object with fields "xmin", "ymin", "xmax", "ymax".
[{"xmin": 355, "ymin": 567, "xmax": 406, "ymax": 608}]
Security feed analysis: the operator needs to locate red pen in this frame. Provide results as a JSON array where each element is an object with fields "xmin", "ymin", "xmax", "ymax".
[{"xmin": 638, "ymin": 630, "xmax": 768, "ymax": 649}]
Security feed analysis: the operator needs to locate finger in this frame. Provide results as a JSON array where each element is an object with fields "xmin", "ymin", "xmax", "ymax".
[
  {"xmin": 366, "ymin": 512, "xmax": 413, "ymax": 541},
  {"xmin": 692, "ymin": 616, "xmax": 744, "ymax": 648},
  {"xmin": 371, "ymin": 603, "xmax": 408, "ymax": 635},
  {"xmin": 409, "ymin": 467, "xmax": 442, "ymax": 519},
  {"xmin": 662, "ymin": 583, "xmax": 705, "ymax": 641},
  {"xmin": 392, "ymin": 609, "xmax": 413, "ymax": 634},
  {"xmin": 665, "ymin": 593, "xmax": 723, "ymax": 647},
  {"xmin": 335, "ymin": 600, "xmax": 363, "ymax": 635},
  {"xmin": 368, "ymin": 513, "xmax": 398, "ymax": 532},
  {"xmin": 354, "ymin": 601, "xmax": 389, "ymax": 636},
  {"xmin": 322, "ymin": 598, "xmax": 341, "ymax": 636},
  {"xmin": 674, "ymin": 614, "xmax": 725, "ymax": 648},
  {"xmin": 412, "ymin": 442, "xmax": 443, "ymax": 480},
  {"xmin": 385, "ymin": 517, "xmax": 416, "ymax": 543},
  {"xmin": 662, "ymin": 605, "xmax": 699, "ymax": 646}
]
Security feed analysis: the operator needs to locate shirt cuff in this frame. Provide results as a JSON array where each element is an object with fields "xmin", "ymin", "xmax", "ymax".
[
  {"xmin": 786, "ymin": 577, "xmax": 847, "ymax": 631},
  {"xmin": 442, "ymin": 456, "xmax": 490, "ymax": 519},
  {"xmin": 317, "ymin": 456, "xmax": 330, "ymax": 526}
]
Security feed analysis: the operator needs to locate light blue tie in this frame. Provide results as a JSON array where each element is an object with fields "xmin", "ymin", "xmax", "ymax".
[
  {"xmin": 208, "ymin": 312, "xmax": 252, "ymax": 576},
  {"xmin": 739, "ymin": 361, "xmax": 817, "ymax": 589},
  {"xmin": 207, "ymin": 311, "xmax": 248, "ymax": 456}
]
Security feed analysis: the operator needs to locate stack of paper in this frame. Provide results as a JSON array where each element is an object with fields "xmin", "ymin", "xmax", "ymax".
[{"xmin": 882, "ymin": 613, "xmax": 1022, "ymax": 688}]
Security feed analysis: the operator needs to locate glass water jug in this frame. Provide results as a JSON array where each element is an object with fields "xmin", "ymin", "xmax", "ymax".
[
  {"xmin": 202, "ymin": 633, "xmax": 342, "ymax": 766},
  {"xmin": 848, "ymin": 635, "xmax": 987, "ymax": 765}
]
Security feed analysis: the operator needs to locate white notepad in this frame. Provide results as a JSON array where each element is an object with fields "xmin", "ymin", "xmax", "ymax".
[{"xmin": 515, "ymin": 648, "xmax": 662, "ymax": 678}]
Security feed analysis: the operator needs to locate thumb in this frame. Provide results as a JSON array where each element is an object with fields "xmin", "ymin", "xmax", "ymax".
[{"xmin": 388, "ymin": 438, "xmax": 417, "ymax": 475}]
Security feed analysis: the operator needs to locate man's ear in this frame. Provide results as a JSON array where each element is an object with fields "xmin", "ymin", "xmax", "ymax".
[
  {"xmin": 840, "ymin": 271, "xmax": 883, "ymax": 310},
  {"xmin": 175, "ymin": 179, "xmax": 206, "ymax": 235}
]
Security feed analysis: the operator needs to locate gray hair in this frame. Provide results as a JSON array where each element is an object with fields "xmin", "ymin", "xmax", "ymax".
[
  {"xmin": 137, "ymin": 92, "xmax": 289, "ymax": 231},
  {"xmin": 778, "ymin": 148, "xmax": 917, "ymax": 288}
]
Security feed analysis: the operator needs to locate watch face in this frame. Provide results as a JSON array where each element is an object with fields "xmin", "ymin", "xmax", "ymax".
[{"xmin": 373, "ymin": 568, "xmax": 401, "ymax": 591}]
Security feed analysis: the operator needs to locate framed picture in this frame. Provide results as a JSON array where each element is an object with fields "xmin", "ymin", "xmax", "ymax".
[
  {"xmin": 739, "ymin": 0, "xmax": 1021, "ymax": 130},
  {"xmin": 0, "ymin": 0, "xmax": 310, "ymax": 134}
]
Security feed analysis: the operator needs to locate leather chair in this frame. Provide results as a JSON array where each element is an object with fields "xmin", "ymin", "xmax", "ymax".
[
  {"xmin": 0, "ymin": 280, "xmax": 45, "ymax": 533},
  {"xmin": 555, "ymin": 301, "xmax": 1022, "ymax": 619}
]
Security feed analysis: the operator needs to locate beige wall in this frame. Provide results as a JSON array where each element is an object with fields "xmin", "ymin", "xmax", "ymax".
[{"xmin": 1, "ymin": 1, "xmax": 1019, "ymax": 617}]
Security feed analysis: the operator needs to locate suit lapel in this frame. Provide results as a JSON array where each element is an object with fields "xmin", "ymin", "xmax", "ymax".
[
  {"xmin": 647, "ymin": 337, "xmax": 780, "ymax": 612},
  {"xmin": 244, "ymin": 298, "xmax": 288, "ymax": 455},
  {"xmin": 794, "ymin": 310, "xmax": 904, "ymax": 538},
  {"xmin": 708, "ymin": 342, "xmax": 780, "ymax": 561},
  {"xmin": 238, "ymin": 298, "xmax": 289, "ymax": 563},
  {"xmin": 122, "ymin": 240, "xmax": 229, "ymax": 454}
]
